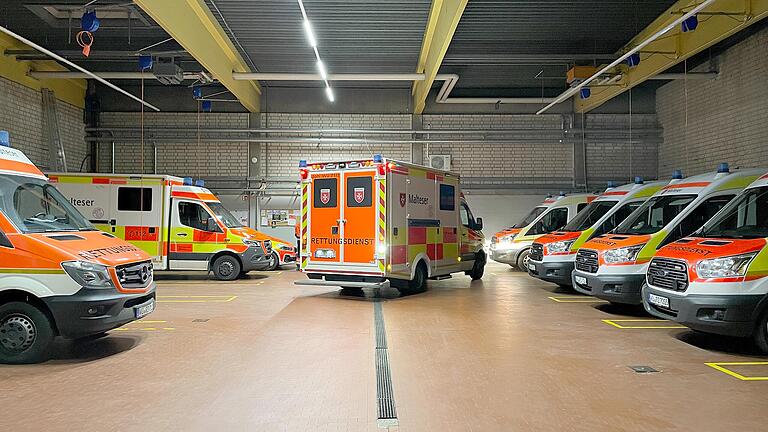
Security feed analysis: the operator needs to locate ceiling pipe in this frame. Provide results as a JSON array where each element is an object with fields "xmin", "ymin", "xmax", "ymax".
[
  {"xmin": 29, "ymin": 71, "xmax": 202, "ymax": 80},
  {"xmin": 536, "ymin": 0, "xmax": 716, "ymax": 115},
  {"xmin": 232, "ymin": 73, "xmax": 425, "ymax": 81},
  {"xmin": 0, "ymin": 25, "xmax": 160, "ymax": 111},
  {"xmin": 85, "ymin": 127, "xmax": 661, "ymax": 135},
  {"xmin": 434, "ymin": 74, "xmax": 557, "ymax": 105}
]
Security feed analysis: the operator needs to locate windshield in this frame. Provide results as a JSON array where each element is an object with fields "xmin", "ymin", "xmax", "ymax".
[
  {"xmin": 698, "ymin": 187, "xmax": 768, "ymax": 239},
  {"xmin": 0, "ymin": 175, "xmax": 94, "ymax": 233},
  {"xmin": 206, "ymin": 202, "xmax": 243, "ymax": 228},
  {"xmin": 513, "ymin": 206, "xmax": 547, "ymax": 228},
  {"xmin": 560, "ymin": 200, "xmax": 618, "ymax": 232},
  {"xmin": 614, "ymin": 194, "xmax": 697, "ymax": 235}
]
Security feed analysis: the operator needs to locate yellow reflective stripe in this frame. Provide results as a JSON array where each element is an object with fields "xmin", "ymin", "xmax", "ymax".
[{"xmin": 0, "ymin": 268, "xmax": 65, "ymax": 274}]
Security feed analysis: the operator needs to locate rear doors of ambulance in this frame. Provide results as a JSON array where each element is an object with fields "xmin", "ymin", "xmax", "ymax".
[{"xmin": 307, "ymin": 167, "xmax": 378, "ymax": 272}]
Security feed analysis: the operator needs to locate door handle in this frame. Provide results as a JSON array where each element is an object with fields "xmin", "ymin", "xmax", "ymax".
[
  {"xmin": 336, "ymin": 219, "xmax": 347, "ymax": 224},
  {"xmin": 176, "ymin": 233, "xmax": 188, "ymax": 237}
]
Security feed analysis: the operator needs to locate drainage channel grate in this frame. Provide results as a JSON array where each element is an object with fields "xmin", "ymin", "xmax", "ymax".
[
  {"xmin": 373, "ymin": 301, "xmax": 398, "ymax": 427},
  {"xmin": 629, "ymin": 365, "xmax": 659, "ymax": 373}
]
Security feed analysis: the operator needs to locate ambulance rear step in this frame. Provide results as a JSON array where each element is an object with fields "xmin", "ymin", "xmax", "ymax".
[{"xmin": 295, "ymin": 273, "xmax": 390, "ymax": 289}]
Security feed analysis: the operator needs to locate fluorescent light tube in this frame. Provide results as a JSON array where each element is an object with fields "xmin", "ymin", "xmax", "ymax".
[
  {"xmin": 303, "ymin": 20, "xmax": 317, "ymax": 48},
  {"xmin": 325, "ymin": 86, "xmax": 335, "ymax": 102},
  {"xmin": 316, "ymin": 60, "xmax": 327, "ymax": 80}
]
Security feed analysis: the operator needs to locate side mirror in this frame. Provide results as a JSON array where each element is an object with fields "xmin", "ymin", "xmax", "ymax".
[
  {"xmin": 0, "ymin": 230, "xmax": 12, "ymax": 248},
  {"xmin": 475, "ymin": 217, "xmax": 483, "ymax": 231},
  {"xmin": 206, "ymin": 217, "xmax": 220, "ymax": 232}
]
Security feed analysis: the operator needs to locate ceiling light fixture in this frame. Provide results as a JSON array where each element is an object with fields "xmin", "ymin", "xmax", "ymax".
[{"xmin": 297, "ymin": 0, "xmax": 334, "ymax": 102}]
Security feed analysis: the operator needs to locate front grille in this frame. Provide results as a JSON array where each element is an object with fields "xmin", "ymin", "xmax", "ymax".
[
  {"xmin": 647, "ymin": 258, "xmax": 689, "ymax": 292},
  {"xmin": 575, "ymin": 249, "xmax": 599, "ymax": 273},
  {"xmin": 529, "ymin": 243, "xmax": 544, "ymax": 261},
  {"xmin": 116, "ymin": 260, "xmax": 153, "ymax": 289}
]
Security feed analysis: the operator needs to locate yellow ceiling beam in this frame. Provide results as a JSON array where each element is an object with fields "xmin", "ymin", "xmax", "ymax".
[
  {"xmin": 0, "ymin": 33, "xmax": 86, "ymax": 108},
  {"xmin": 412, "ymin": 0, "xmax": 469, "ymax": 114},
  {"xmin": 134, "ymin": 0, "xmax": 261, "ymax": 112},
  {"xmin": 576, "ymin": 0, "xmax": 768, "ymax": 113}
]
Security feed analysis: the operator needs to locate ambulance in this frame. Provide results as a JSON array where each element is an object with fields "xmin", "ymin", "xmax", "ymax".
[
  {"xmin": 644, "ymin": 172, "xmax": 768, "ymax": 352},
  {"xmin": 488, "ymin": 200, "xmax": 549, "ymax": 264},
  {"xmin": 295, "ymin": 155, "xmax": 485, "ymax": 294},
  {"xmin": 50, "ymin": 173, "xmax": 273, "ymax": 280},
  {"xmin": 489, "ymin": 193, "xmax": 597, "ymax": 272},
  {"xmin": 0, "ymin": 132, "xmax": 155, "ymax": 363},
  {"xmin": 260, "ymin": 233, "xmax": 297, "ymax": 271},
  {"xmin": 573, "ymin": 164, "xmax": 764, "ymax": 305},
  {"xmin": 529, "ymin": 178, "xmax": 665, "ymax": 287}
]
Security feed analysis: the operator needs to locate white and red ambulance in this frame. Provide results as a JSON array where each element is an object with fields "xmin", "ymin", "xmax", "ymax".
[{"xmin": 295, "ymin": 155, "xmax": 485, "ymax": 294}]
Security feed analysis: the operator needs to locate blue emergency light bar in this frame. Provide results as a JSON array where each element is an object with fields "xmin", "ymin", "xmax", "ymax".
[
  {"xmin": 195, "ymin": 180, "xmax": 205, "ymax": 187},
  {"xmin": 373, "ymin": 154, "xmax": 383, "ymax": 163},
  {"xmin": 672, "ymin": 170, "xmax": 684, "ymax": 179},
  {"xmin": 299, "ymin": 160, "xmax": 307, "ymax": 168},
  {"xmin": 183, "ymin": 177, "xmax": 193, "ymax": 186},
  {"xmin": 634, "ymin": 176, "xmax": 644, "ymax": 184},
  {"xmin": 0, "ymin": 131, "xmax": 9, "ymax": 147},
  {"xmin": 607, "ymin": 181, "xmax": 618, "ymax": 188},
  {"xmin": 717, "ymin": 163, "xmax": 730, "ymax": 173}
]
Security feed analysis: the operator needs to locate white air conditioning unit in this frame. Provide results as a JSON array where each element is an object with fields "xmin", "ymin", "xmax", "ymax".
[{"xmin": 429, "ymin": 154, "xmax": 451, "ymax": 171}]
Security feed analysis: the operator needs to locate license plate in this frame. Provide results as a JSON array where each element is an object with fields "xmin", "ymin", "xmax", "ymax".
[
  {"xmin": 574, "ymin": 275, "xmax": 587, "ymax": 285},
  {"xmin": 648, "ymin": 293, "xmax": 670, "ymax": 309},
  {"xmin": 134, "ymin": 299, "xmax": 155, "ymax": 319},
  {"xmin": 528, "ymin": 263, "xmax": 536, "ymax": 271}
]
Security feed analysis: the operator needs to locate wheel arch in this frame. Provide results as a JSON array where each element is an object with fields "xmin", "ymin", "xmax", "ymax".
[
  {"xmin": 0, "ymin": 289, "xmax": 59, "ymax": 335},
  {"xmin": 208, "ymin": 250, "xmax": 244, "ymax": 271},
  {"xmin": 409, "ymin": 253, "xmax": 432, "ymax": 279}
]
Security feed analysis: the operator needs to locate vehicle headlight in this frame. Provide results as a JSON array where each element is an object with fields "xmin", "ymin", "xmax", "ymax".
[
  {"xmin": 603, "ymin": 244, "xmax": 645, "ymax": 264},
  {"xmin": 62, "ymin": 261, "xmax": 114, "ymax": 289},
  {"xmin": 279, "ymin": 245, "xmax": 294, "ymax": 252},
  {"xmin": 500, "ymin": 233, "xmax": 517, "ymax": 243},
  {"xmin": 243, "ymin": 239, "xmax": 260, "ymax": 247},
  {"xmin": 546, "ymin": 240, "xmax": 575, "ymax": 254},
  {"xmin": 696, "ymin": 253, "xmax": 756, "ymax": 278}
]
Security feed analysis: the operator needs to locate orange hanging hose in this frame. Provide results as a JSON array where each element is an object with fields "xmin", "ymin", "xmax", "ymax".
[{"xmin": 76, "ymin": 31, "xmax": 94, "ymax": 57}]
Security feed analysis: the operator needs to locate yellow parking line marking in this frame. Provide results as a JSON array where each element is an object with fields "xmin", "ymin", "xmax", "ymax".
[
  {"xmin": 114, "ymin": 327, "xmax": 175, "ymax": 332},
  {"xmin": 157, "ymin": 295, "xmax": 238, "ymax": 303},
  {"xmin": 705, "ymin": 362, "xmax": 768, "ymax": 381},
  {"xmin": 602, "ymin": 319, "xmax": 687, "ymax": 329},
  {"xmin": 548, "ymin": 296, "xmax": 608, "ymax": 303},
  {"xmin": 136, "ymin": 320, "xmax": 167, "ymax": 324}
]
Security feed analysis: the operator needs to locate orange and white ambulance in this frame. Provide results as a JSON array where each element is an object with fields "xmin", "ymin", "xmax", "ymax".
[
  {"xmin": 50, "ymin": 173, "xmax": 273, "ymax": 280},
  {"xmin": 573, "ymin": 165, "xmax": 764, "ymax": 305},
  {"xmin": 489, "ymin": 193, "xmax": 597, "ymax": 271},
  {"xmin": 528, "ymin": 179, "xmax": 666, "ymax": 287},
  {"xmin": 0, "ymin": 131, "xmax": 155, "ymax": 363},
  {"xmin": 644, "ymin": 172, "xmax": 768, "ymax": 351},
  {"xmin": 295, "ymin": 155, "xmax": 485, "ymax": 294}
]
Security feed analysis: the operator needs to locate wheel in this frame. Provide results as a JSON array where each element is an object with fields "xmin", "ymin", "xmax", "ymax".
[
  {"xmin": 212, "ymin": 255, "xmax": 241, "ymax": 281},
  {"xmin": 399, "ymin": 262, "xmax": 428, "ymax": 295},
  {"xmin": 0, "ymin": 302, "xmax": 55, "ymax": 364},
  {"xmin": 516, "ymin": 249, "xmax": 531, "ymax": 272},
  {"xmin": 467, "ymin": 253, "xmax": 486, "ymax": 280},
  {"xmin": 753, "ymin": 310, "xmax": 768, "ymax": 353},
  {"xmin": 265, "ymin": 251, "xmax": 280, "ymax": 271}
]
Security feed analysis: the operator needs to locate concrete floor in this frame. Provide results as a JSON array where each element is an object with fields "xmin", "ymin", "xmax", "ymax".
[{"xmin": 1, "ymin": 262, "xmax": 767, "ymax": 431}]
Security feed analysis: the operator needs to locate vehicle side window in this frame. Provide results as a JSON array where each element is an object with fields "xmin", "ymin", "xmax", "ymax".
[
  {"xmin": 439, "ymin": 184, "xmax": 455, "ymax": 211},
  {"xmin": 460, "ymin": 202, "xmax": 474, "ymax": 227},
  {"xmin": 593, "ymin": 202, "xmax": 642, "ymax": 237},
  {"xmin": 660, "ymin": 195, "xmax": 735, "ymax": 248},
  {"xmin": 178, "ymin": 201, "xmax": 214, "ymax": 231},
  {"xmin": 118, "ymin": 187, "xmax": 152, "ymax": 211},
  {"xmin": 529, "ymin": 207, "xmax": 568, "ymax": 235},
  {"xmin": 577, "ymin": 202, "xmax": 589, "ymax": 212}
]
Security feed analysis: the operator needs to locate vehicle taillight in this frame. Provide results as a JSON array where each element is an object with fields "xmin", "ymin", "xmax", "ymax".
[
  {"xmin": 300, "ymin": 168, "xmax": 308, "ymax": 180},
  {"xmin": 377, "ymin": 164, "xmax": 386, "ymax": 176}
]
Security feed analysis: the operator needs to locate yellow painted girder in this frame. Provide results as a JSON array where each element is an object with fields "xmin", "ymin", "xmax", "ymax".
[
  {"xmin": 576, "ymin": 0, "xmax": 768, "ymax": 112},
  {"xmin": 0, "ymin": 33, "xmax": 86, "ymax": 108},
  {"xmin": 135, "ymin": 0, "xmax": 261, "ymax": 112},
  {"xmin": 412, "ymin": 0, "xmax": 469, "ymax": 114}
]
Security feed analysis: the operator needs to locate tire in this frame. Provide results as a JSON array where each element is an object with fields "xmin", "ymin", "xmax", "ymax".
[
  {"xmin": 265, "ymin": 252, "xmax": 280, "ymax": 271},
  {"xmin": 399, "ymin": 262, "xmax": 428, "ymax": 295},
  {"xmin": 753, "ymin": 311, "xmax": 768, "ymax": 354},
  {"xmin": 467, "ymin": 253, "xmax": 486, "ymax": 280},
  {"xmin": 212, "ymin": 255, "xmax": 242, "ymax": 281},
  {"xmin": 0, "ymin": 302, "xmax": 55, "ymax": 364},
  {"xmin": 516, "ymin": 249, "xmax": 531, "ymax": 272}
]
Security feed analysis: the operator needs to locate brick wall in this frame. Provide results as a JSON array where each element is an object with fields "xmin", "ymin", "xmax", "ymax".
[
  {"xmin": 0, "ymin": 76, "xmax": 86, "ymax": 171},
  {"xmin": 584, "ymin": 114, "xmax": 660, "ymax": 184},
  {"xmin": 656, "ymin": 26, "xmax": 768, "ymax": 176},
  {"xmin": 263, "ymin": 113, "xmax": 412, "ymax": 179},
  {"xmin": 97, "ymin": 112, "xmax": 249, "ymax": 177}
]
